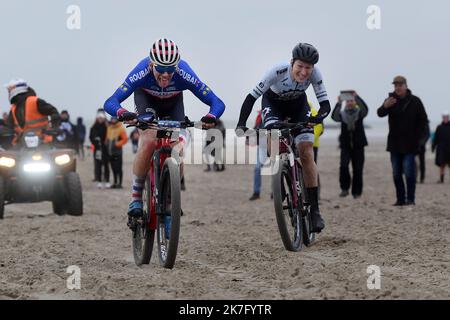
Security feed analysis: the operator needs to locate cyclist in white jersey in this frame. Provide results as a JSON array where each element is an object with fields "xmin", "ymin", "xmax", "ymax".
[{"xmin": 236, "ymin": 43, "xmax": 330, "ymax": 233}]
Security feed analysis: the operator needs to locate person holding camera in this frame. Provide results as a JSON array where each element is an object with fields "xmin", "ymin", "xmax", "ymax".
[
  {"xmin": 377, "ymin": 76, "xmax": 429, "ymax": 206},
  {"xmin": 332, "ymin": 91, "xmax": 368, "ymax": 198}
]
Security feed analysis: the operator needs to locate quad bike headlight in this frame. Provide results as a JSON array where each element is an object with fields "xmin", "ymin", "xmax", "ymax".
[
  {"xmin": 32, "ymin": 154, "xmax": 43, "ymax": 161},
  {"xmin": 55, "ymin": 154, "xmax": 71, "ymax": 166},
  {"xmin": 23, "ymin": 162, "xmax": 51, "ymax": 173},
  {"xmin": 0, "ymin": 157, "xmax": 16, "ymax": 168}
]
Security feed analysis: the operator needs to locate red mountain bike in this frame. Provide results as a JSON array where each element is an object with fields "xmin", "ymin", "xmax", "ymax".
[{"xmin": 128, "ymin": 116, "xmax": 194, "ymax": 269}]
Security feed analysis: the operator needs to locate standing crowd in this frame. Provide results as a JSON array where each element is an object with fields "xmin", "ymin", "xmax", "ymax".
[
  {"xmin": 89, "ymin": 108, "xmax": 134, "ymax": 189},
  {"xmin": 1, "ymin": 68, "xmax": 449, "ymax": 213},
  {"xmin": 245, "ymin": 75, "xmax": 450, "ymax": 208}
]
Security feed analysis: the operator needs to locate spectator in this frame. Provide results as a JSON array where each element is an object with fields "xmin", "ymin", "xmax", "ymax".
[
  {"xmin": 204, "ymin": 118, "xmax": 226, "ymax": 172},
  {"xmin": 377, "ymin": 76, "xmax": 429, "ymax": 206},
  {"xmin": 249, "ymin": 109, "xmax": 267, "ymax": 201},
  {"xmin": 56, "ymin": 110, "xmax": 77, "ymax": 150},
  {"xmin": 76, "ymin": 117, "xmax": 87, "ymax": 159},
  {"xmin": 105, "ymin": 116, "xmax": 128, "ymax": 189},
  {"xmin": 89, "ymin": 109, "xmax": 110, "ymax": 189},
  {"xmin": 311, "ymin": 104, "xmax": 324, "ymax": 164},
  {"xmin": 0, "ymin": 112, "xmax": 8, "ymax": 126},
  {"xmin": 310, "ymin": 102, "xmax": 325, "ymax": 199},
  {"xmin": 416, "ymin": 120, "xmax": 430, "ymax": 184},
  {"xmin": 129, "ymin": 128, "xmax": 140, "ymax": 154},
  {"xmin": 332, "ymin": 91, "xmax": 368, "ymax": 198},
  {"xmin": 0, "ymin": 112, "xmax": 13, "ymax": 149},
  {"xmin": 432, "ymin": 112, "xmax": 450, "ymax": 183}
]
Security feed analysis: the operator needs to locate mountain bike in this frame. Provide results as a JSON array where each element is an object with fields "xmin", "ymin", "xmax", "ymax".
[
  {"xmin": 269, "ymin": 122, "xmax": 316, "ymax": 252},
  {"xmin": 127, "ymin": 115, "xmax": 194, "ymax": 269}
]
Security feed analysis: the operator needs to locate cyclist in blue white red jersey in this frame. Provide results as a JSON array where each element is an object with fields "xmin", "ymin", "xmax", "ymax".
[{"xmin": 104, "ymin": 38, "xmax": 225, "ymax": 219}]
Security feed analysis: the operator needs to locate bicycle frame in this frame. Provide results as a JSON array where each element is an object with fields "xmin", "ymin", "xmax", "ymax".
[
  {"xmin": 271, "ymin": 121, "xmax": 316, "ymax": 250},
  {"xmin": 148, "ymin": 134, "xmax": 175, "ymax": 231},
  {"xmin": 278, "ymin": 135, "xmax": 304, "ymax": 210}
]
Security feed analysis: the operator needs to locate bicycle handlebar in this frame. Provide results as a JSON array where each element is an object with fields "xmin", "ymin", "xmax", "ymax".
[
  {"xmin": 250, "ymin": 121, "xmax": 311, "ymax": 134},
  {"xmin": 268, "ymin": 121, "xmax": 310, "ymax": 131},
  {"xmin": 126, "ymin": 116, "xmax": 195, "ymax": 130}
]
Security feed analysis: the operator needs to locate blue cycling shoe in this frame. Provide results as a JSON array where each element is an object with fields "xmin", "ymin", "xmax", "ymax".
[{"xmin": 128, "ymin": 201, "xmax": 143, "ymax": 218}]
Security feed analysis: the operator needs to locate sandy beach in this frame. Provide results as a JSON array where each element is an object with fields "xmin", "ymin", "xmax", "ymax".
[{"xmin": 0, "ymin": 137, "xmax": 448, "ymax": 300}]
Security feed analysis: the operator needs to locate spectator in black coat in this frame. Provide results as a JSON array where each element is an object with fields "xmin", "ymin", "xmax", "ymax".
[
  {"xmin": 76, "ymin": 117, "xmax": 87, "ymax": 159},
  {"xmin": 89, "ymin": 109, "xmax": 110, "ymax": 188},
  {"xmin": 416, "ymin": 121, "xmax": 430, "ymax": 183},
  {"xmin": 432, "ymin": 112, "xmax": 450, "ymax": 183},
  {"xmin": 332, "ymin": 91, "xmax": 368, "ymax": 198},
  {"xmin": 377, "ymin": 76, "xmax": 429, "ymax": 206},
  {"xmin": 0, "ymin": 112, "xmax": 13, "ymax": 149}
]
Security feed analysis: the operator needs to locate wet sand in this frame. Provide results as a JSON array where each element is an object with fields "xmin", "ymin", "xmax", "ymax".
[{"xmin": 0, "ymin": 138, "xmax": 449, "ymax": 300}]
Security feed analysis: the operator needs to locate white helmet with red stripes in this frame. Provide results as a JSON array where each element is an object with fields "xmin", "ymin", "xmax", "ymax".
[{"xmin": 149, "ymin": 38, "xmax": 181, "ymax": 67}]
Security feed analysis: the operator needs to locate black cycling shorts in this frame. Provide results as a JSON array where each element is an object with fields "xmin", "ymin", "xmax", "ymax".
[
  {"xmin": 261, "ymin": 93, "xmax": 314, "ymax": 137},
  {"xmin": 134, "ymin": 89, "xmax": 185, "ymax": 121}
]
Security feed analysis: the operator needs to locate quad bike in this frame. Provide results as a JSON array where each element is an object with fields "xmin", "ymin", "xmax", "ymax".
[{"xmin": 0, "ymin": 129, "xmax": 83, "ymax": 219}]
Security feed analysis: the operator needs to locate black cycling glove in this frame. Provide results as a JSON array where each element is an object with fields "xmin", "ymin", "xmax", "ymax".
[{"xmin": 118, "ymin": 111, "xmax": 138, "ymax": 122}]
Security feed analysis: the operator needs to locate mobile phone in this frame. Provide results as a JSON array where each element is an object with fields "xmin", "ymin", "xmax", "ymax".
[{"xmin": 340, "ymin": 90, "xmax": 355, "ymax": 101}]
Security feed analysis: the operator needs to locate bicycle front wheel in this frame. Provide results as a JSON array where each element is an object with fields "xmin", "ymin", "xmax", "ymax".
[
  {"xmin": 272, "ymin": 157, "xmax": 303, "ymax": 252},
  {"xmin": 157, "ymin": 157, "xmax": 181, "ymax": 269}
]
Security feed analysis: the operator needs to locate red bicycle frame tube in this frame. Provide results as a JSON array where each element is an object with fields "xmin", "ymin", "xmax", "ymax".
[{"xmin": 148, "ymin": 136, "xmax": 173, "ymax": 231}]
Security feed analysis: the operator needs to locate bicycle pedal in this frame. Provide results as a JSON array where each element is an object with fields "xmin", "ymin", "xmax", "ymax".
[
  {"xmin": 127, "ymin": 221, "xmax": 135, "ymax": 231},
  {"xmin": 127, "ymin": 217, "xmax": 139, "ymax": 231}
]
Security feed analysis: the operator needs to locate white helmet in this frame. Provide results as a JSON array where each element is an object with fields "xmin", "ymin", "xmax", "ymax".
[
  {"xmin": 149, "ymin": 38, "xmax": 180, "ymax": 67},
  {"xmin": 4, "ymin": 78, "xmax": 29, "ymax": 101}
]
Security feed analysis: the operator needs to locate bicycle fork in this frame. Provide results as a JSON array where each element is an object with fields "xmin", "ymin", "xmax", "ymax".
[
  {"xmin": 153, "ymin": 150, "xmax": 163, "ymax": 216},
  {"xmin": 290, "ymin": 163, "xmax": 300, "ymax": 209},
  {"xmin": 291, "ymin": 159, "xmax": 310, "ymax": 211},
  {"xmin": 153, "ymin": 148, "xmax": 175, "ymax": 217}
]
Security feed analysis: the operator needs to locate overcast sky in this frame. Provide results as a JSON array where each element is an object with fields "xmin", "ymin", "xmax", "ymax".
[{"xmin": 1, "ymin": 0, "xmax": 449, "ymax": 128}]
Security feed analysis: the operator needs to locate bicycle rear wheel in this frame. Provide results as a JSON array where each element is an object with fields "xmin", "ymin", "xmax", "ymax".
[
  {"xmin": 132, "ymin": 176, "xmax": 155, "ymax": 266},
  {"xmin": 157, "ymin": 157, "xmax": 181, "ymax": 269},
  {"xmin": 272, "ymin": 157, "xmax": 303, "ymax": 252}
]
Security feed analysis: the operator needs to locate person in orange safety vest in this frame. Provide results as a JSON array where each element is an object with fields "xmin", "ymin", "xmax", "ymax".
[{"xmin": 4, "ymin": 79, "xmax": 60, "ymax": 146}]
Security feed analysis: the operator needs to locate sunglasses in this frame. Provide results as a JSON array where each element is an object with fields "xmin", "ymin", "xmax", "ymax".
[{"xmin": 154, "ymin": 64, "xmax": 177, "ymax": 74}]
